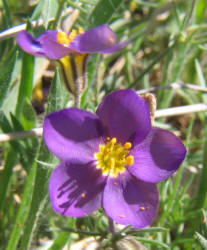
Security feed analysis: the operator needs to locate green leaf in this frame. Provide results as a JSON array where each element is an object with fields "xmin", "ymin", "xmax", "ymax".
[
  {"xmin": 42, "ymin": 0, "xmax": 59, "ymax": 28},
  {"xmin": 49, "ymin": 219, "xmax": 75, "ymax": 250},
  {"xmin": 15, "ymin": 51, "xmax": 34, "ymax": 120},
  {"xmin": 47, "ymin": 68, "xmax": 70, "ymax": 113},
  {"xmin": 2, "ymin": 0, "xmax": 12, "ymax": 27},
  {"xmin": 0, "ymin": 148, "xmax": 16, "ymax": 212},
  {"xmin": 195, "ymin": 0, "xmax": 207, "ymax": 24},
  {"xmin": 195, "ymin": 232, "xmax": 207, "ymax": 249},
  {"xmin": 87, "ymin": 0, "xmax": 124, "ymax": 28},
  {"xmin": 0, "ymin": 51, "xmax": 18, "ymax": 108},
  {"xmin": 0, "ymin": 111, "xmax": 24, "ymax": 155},
  {"xmin": 127, "ymin": 227, "xmax": 168, "ymax": 235},
  {"xmin": 6, "ymin": 157, "xmax": 38, "ymax": 250},
  {"xmin": 18, "ymin": 69, "xmax": 69, "ymax": 250},
  {"xmin": 21, "ymin": 98, "xmax": 37, "ymax": 130},
  {"xmin": 135, "ymin": 237, "xmax": 170, "ymax": 249},
  {"xmin": 195, "ymin": 135, "xmax": 207, "ymax": 209},
  {"xmin": 31, "ymin": 0, "xmax": 45, "ymax": 20},
  {"xmin": 195, "ymin": 59, "xmax": 207, "ymax": 103}
]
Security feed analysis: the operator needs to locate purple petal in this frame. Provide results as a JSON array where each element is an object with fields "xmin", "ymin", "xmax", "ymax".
[
  {"xmin": 38, "ymin": 30, "xmax": 72, "ymax": 59},
  {"xmin": 50, "ymin": 162, "xmax": 105, "ymax": 217},
  {"xmin": 100, "ymin": 40, "xmax": 129, "ymax": 54},
  {"xmin": 96, "ymin": 89, "xmax": 151, "ymax": 145},
  {"xmin": 129, "ymin": 127, "xmax": 186, "ymax": 183},
  {"xmin": 103, "ymin": 172, "xmax": 159, "ymax": 228},
  {"xmin": 70, "ymin": 24, "xmax": 119, "ymax": 53},
  {"xmin": 43, "ymin": 108, "xmax": 104, "ymax": 163},
  {"xmin": 17, "ymin": 31, "xmax": 45, "ymax": 56}
]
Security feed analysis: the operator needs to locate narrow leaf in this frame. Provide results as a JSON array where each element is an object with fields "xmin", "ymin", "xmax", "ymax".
[
  {"xmin": 87, "ymin": 0, "xmax": 124, "ymax": 27},
  {"xmin": 15, "ymin": 51, "xmax": 34, "ymax": 120},
  {"xmin": 195, "ymin": 232, "xmax": 207, "ymax": 249},
  {"xmin": 0, "ymin": 51, "xmax": 18, "ymax": 108}
]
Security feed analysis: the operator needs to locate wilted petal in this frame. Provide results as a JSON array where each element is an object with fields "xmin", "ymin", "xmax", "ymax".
[
  {"xmin": 17, "ymin": 31, "xmax": 45, "ymax": 56},
  {"xmin": 70, "ymin": 24, "xmax": 119, "ymax": 53},
  {"xmin": 43, "ymin": 108, "xmax": 104, "ymax": 163},
  {"xmin": 103, "ymin": 172, "xmax": 159, "ymax": 228},
  {"xmin": 50, "ymin": 162, "xmax": 105, "ymax": 217},
  {"xmin": 129, "ymin": 127, "xmax": 186, "ymax": 183},
  {"xmin": 96, "ymin": 89, "xmax": 151, "ymax": 144}
]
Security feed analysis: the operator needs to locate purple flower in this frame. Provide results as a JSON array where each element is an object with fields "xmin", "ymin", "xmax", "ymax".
[
  {"xmin": 17, "ymin": 24, "xmax": 128, "ymax": 59},
  {"xmin": 43, "ymin": 89, "xmax": 186, "ymax": 228},
  {"xmin": 17, "ymin": 25, "xmax": 128, "ymax": 95}
]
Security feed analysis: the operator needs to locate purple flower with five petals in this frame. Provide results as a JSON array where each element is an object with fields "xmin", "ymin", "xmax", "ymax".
[
  {"xmin": 17, "ymin": 24, "xmax": 128, "ymax": 59},
  {"xmin": 43, "ymin": 89, "xmax": 186, "ymax": 228}
]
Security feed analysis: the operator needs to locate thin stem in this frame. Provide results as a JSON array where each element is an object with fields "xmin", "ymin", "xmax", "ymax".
[
  {"xmin": 61, "ymin": 227, "xmax": 104, "ymax": 236},
  {"xmin": 51, "ymin": 0, "xmax": 66, "ymax": 29},
  {"xmin": 128, "ymin": 43, "xmax": 176, "ymax": 89},
  {"xmin": 67, "ymin": 1, "xmax": 87, "ymax": 14},
  {"xmin": 108, "ymin": 217, "xmax": 115, "ymax": 235}
]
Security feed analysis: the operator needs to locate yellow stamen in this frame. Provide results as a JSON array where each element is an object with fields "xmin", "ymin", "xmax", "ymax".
[
  {"xmin": 126, "ymin": 155, "xmax": 134, "ymax": 166},
  {"xmin": 57, "ymin": 27, "xmax": 84, "ymax": 46},
  {"xmin": 57, "ymin": 31, "xmax": 70, "ymax": 44},
  {"xmin": 140, "ymin": 206, "xmax": 146, "ymax": 210},
  {"xmin": 78, "ymin": 27, "xmax": 84, "ymax": 34},
  {"xmin": 95, "ymin": 137, "xmax": 134, "ymax": 178},
  {"xmin": 68, "ymin": 29, "xmax": 77, "ymax": 41},
  {"xmin": 110, "ymin": 158, "xmax": 115, "ymax": 168},
  {"xmin": 124, "ymin": 142, "xmax": 132, "ymax": 149},
  {"xmin": 111, "ymin": 137, "xmax": 117, "ymax": 144}
]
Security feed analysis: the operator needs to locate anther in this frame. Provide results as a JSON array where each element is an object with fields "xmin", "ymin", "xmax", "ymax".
[
  {"xmin": 57, "ymin": 31, "xmax": 69, "ymax": 44},
  {"xmin": 119, "ymin": 215, "xmax": 125, "ymax": 218},
  {"xmin": 69, "ymin": 30, "xmax": 77, "ymax": 41},
  {"xmin": 124, "ymin": 142, "xmax": 132, "ymax": 149},
  {"xmin": 78, "ymin": 27, "xmax": 84, "ymax": 34},
  {"xmin": 109, "ymin": 36, "xmax": 115, "ymax": 43},
  {"xmin": 81, "ymin": 193, "xmax": 86, "ymax": 198},
  {"xmin": 111, "ymin": 138, "xmax": 117, "ymax": 144},
  {"xmin": 110, "ymin": 158, "xmax": 115, "ymax": 168},
  {"xmin": 126, "ymin": 155, "xmax": 134, "ymax": 166}
]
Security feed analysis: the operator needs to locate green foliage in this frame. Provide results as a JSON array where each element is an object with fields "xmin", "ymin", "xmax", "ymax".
[{"xmin": 0, "ymin": 0, "xmax": 207, "ymax": 249}]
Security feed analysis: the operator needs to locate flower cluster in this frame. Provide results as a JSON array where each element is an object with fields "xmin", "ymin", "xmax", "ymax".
[{"xmin": 43, "ymin": 89, "xmax": 186, "ymax": 228}]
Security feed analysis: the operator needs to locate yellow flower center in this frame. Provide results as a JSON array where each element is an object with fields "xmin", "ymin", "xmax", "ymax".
[
  {"xmin": 95, "ymin": 137, "xmax": 134, "ymax": 178},
  {"xmin": 57, "ymin": 27, "xmax": 84, "ymax": 46}
]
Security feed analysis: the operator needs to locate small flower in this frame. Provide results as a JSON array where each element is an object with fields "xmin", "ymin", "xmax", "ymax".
[
  {"xmin": 17, "ymin": 24, "xmax": 128, "ymax": 59},
  {"xmin": 17, "ymin": 25, "xmax": 128, "ymax": 95},
  {"xmin": 43, "ymin": 89, "xmax": 186, "ymax": 228}
]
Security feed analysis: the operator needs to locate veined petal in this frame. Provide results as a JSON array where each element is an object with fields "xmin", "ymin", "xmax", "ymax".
[
  {"xmin": 69, "ymin": 24, "xmax": 119, "ymax": 53},
  {"xmin": 96, "ymin": 89, "xmax": 151, "ymax": 145},
  {"xmin": 17, "ymin": 31, "xmax": 45, "ymax": 56},
  {"xmin": 129, "ymin": 127, "xmax": 186, "ymax": 183},
  {"xmin": 103, "ymin": 172, "xmax": 159, "ymax": 228},
  {"xmin": 50, "ymin": 162, "xmax": 105, "ymax": 217},
  {"xmin": 43, "ymin": 108, "xmax": 104, "ymax": 163},
  {"xmin": 58, "ymin": 54, "xmax": 88, "ymax": 95}
]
